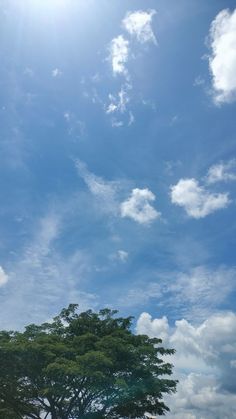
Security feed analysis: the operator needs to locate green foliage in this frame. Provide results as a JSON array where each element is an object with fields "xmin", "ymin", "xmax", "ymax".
[{"xmin": 0, "ymin": 304, "xmax": 177, "ymax": 418}]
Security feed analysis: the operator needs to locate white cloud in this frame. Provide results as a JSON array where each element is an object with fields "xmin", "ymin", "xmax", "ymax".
[
  {"xmin": 137, "ymin": 312, "xmax": 169, "ymax": 341},
  {"xmin": 128, "ymin": 111, "xmax": 135, "ymax": 126},
  {"xmin": 167, "ymin": 266, "xmax": 236, "ymax": 321},
  {"xmin": 0, "ymin": 266, "xmax": 8, "ymax": 286},
  {"xmin": 110, "ymin": 250, "xmax": 129, "ymax": 263},
  {"xmin": 106, "ymin": 84, "xmax": 131, "ymax": 115},
  {"xmin": 76, "ymin": 162, "xmax": 160, "ymax": 225},
  {"xmin": 170, "ymin": 178, "xmax": 230, "ymax": 218},
  {"xmin": 64, "ymin": 112, "xmax": 86, "ymax": 139},
  {"xmin": 76, "ymin": 160, "xmax": 120, "ymax": 215},
  {"xmin": 105, "ymin": 10, "xmax": 157, "ymax": 127},
  {"xmin": 137, "ymin": 311, "xmax": 236, "ymax": 372},
  {"xmin": 109, "ymin": 35, "xmax": 129, "ymax": 77},
  {"xmin": 122, "ymin": 9, "xmax": 157, "ymax": 44},
  {"xmin": 120, "ymin": 266, "xmax": 236, "ymax": 321},
  {"xmin": 193, "ymin": 75, "xmax": 205, "ymax": 87},
  {"xmin": 206, "ymin": 159, "xmax": 236, "ymax": 184},
  {"xmin": 106, "ymin": 84, "xmax": 133, "ymax": 128},
  {"xmin": 168, "ymin": 312, "xmax": 236, "ymax": 372},
  {"xmin": 137, "ymin": 311, "xmax": 236, "ymax": 418},
  {"xmin": 0, "ymin": 212, "xmax": 96, "ymax": 330},
  {"xmin": 23, "ymin": 67, "xmax": 34, "ymax": 77},
  {"xmin": 120, "ymin": 188, "xmax": 160, "ymax": 224},
  {"xmin": 208, "ymin": 8, "xmax": 236, "ymax": 104},
  {"xmin": 117, "ymin": 250, "xmax": 129, "ymax": 262},
  {"xmin": 165, "ymin": 372, "xmax": 236, "ymax": 419},
  {"xmin": 111, "ymin": 119, "xmax": 123, "ymax": 128},
  {"xmin": 118, "ymin": 282, "xmax": 162, "ymax": 308},
  {"xmin": 52, "ymin": 68, "xmax": 62, "ymax": 77}
]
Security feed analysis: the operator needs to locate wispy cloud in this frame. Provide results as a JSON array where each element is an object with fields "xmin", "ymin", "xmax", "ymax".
[
  {"xmin": 23, "ymin": 67, "xmax": 34, "ymax": 77},
  {"xmin": 120, "ymin": 188, "xmax": 160, "ymax": 225},
  {"xmin": 206, "ymin": 159, "xmax": 236, "ymax": 184},
  {"xmin": 76, "ymin": 159, "xmax": 120, "ymax": 215},
  {"xmin": 119, "ymin": 265, "xmax": 236, "ymax": 321},
  {"xmin": 64, "ymin": 112, "xmax": 86, "ymax": 140},
  {"xmin": 111, "ymin": 249, "xmax": 129, "ymax": 263},
  {"xmin": 122, "ymin": 9, "xmax": 157, "ymax": 44},
  {"xmin": 52, "ymin": 68, "xmax": 62, "ymax": 78},
  {"xmin": 0, "ymin": 209, "xmax": 97, "ymax": 330},
  {"xmin": 0, "ymin": 266, "xmax": 8, "ymax": 286},
  {"xmin": 76, "ymin": 161, "xmax": 160, "ymax": 226},
  {"xmin": 208, "ymin": 8, "xmax": 236, "ymax": 104},
  {"xmin": 167, "ymin": 265, "xmax": 236, "ymax": 320},
  {"xmin": 105, "ymin": 9, "xmax": 157, "ymax": 127},
  {"xmin": 170, "ymin": 178, "xmax": 229, "ymax": 218},
  {"xmin": 106, "ymin": 84, "xmax": 131, "ymax": 114}
]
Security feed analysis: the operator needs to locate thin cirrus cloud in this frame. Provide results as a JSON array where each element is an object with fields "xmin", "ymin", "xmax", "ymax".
[
  {"xmin": 122, "ymin": 9, "xmax": 157, "ymax": 44},
  {"xmin": 208, "ymin": 8, "xmax": 236, "ymax": 104},
  {"xmin": 0, "ymin": 213, "xmax": 96, "ymax": 329},
  {"xmin": 117, "ymin": 249, "xmax": 128, "ymax": 262},
  {"xmin": 111, "ymin": 250, "xmax": 129, "ymax": 263},
  {"xmin": 167, "ymin": 265, "xmax": 236, "ymax": 320},
  {"xmin": 75, "ymin": 159, "xmax": 120, "ymax": 215},
  {"xmin": 120, "ymin": 188, "xmax": 161, "ymax": 225},
  {"xmin": 52, "ymin": 68, "xmax": 62, "ymax": 78},
  {"xmin": 205, "ymin": 159, "xmax": 236, "ymax": 184},
  {"xmin": 137, "ymin": 311, "xmax": 236, "ymax": 418},
  {"xmin": 120, "ymin": 265, "xmax": 235, "ymax": 321},
  {"xmin": 170, "ymin": 178, "xmax": 230, "ymax": 218},
  {"xmin": 0, "ymin": 266, "xmax": 8, "ymax": 286}
]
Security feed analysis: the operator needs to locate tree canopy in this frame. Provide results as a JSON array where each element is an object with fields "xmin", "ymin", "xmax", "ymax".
[{"xmin": 0, "ymin": 305, "xmax": 177, "ymax": 418}]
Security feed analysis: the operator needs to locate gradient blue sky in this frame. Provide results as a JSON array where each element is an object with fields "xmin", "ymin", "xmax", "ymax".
[{"xmin": 1, "ymin": 0, "xmax": 236, "ymax": 417}]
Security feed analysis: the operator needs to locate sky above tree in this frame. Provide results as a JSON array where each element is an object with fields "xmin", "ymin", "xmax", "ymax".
[{"xmin": 0, "ymin": 0, "xmax": 236, "ymax": 417}]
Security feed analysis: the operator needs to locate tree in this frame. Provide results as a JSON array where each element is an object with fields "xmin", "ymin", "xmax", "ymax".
[{"xmin": 0, "ymin": 305, "xmax": 177, "ymax": 418}]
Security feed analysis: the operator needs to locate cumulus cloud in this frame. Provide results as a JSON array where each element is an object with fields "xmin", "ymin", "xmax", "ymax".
[
  {"xmin": 109, "ymin": 35, "xmax": 129, "ymax": 77},
  {"xmin": 208, "ymin": 8, "xmax": 236, "ymax": 104},
  {"xmin": 170, "ymin": 178, "xmax": 229, "ymax": 218},
  {"xmin": 0, "ymin": 266, "xmax": 8, "ymax": 286},
  {"xmin": 206, "ymin": 159, "xmax": 236, "ymax": 184},
  {"xmin": 120, "ymin": 188, "xmax": 160, "ymax": 224},
  {"xmin": 137, "ymin": 311, "xmax": 236, "ymax": 418},
  {"xmin": 137, "ymin": 312, "xmax": 169, "ymax": 341},
  {"xmin": 165, "ymin": 372, "xmax": 236, "ymax": 419},
  {"xmin": 122, "ymin": 9, "xmax": 157, "ymax": 44},
  {"xmin": 76, "ymin": 162, "xmax": 161, "ymax": 225}
]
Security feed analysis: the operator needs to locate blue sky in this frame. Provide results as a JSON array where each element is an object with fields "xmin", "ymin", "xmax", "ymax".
[{"xmin": 1, "ymin": 0, "xmax": 236, "ymax": 417}]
